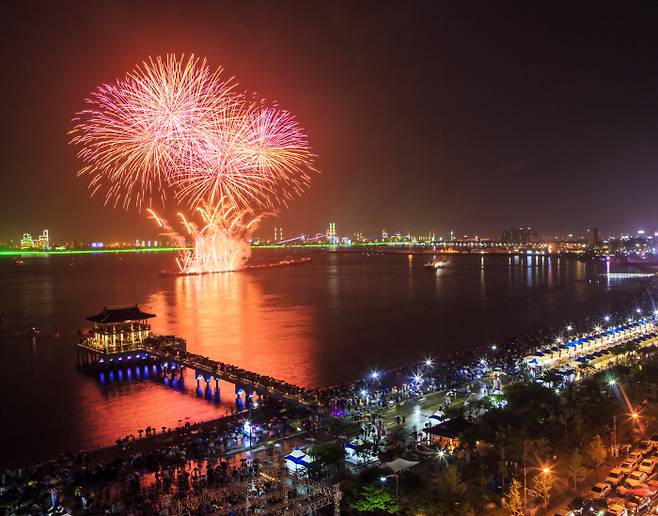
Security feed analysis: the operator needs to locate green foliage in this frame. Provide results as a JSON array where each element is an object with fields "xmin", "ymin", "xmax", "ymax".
[
  {"xmin": 351, "ymin": 485, "xmax": 399, "ymax": 514},
  {"xmin": 311, "ymin": 442, "xmax": 345, "ymax": 469},
  {"xmin": 436, "ymin": 464, "xmax": 462, "ymax": 503}
]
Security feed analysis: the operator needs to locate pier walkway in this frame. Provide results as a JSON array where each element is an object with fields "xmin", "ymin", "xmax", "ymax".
[{"xmin": 77, "ymin": 335, "xmax": 320, "ymax": 409}]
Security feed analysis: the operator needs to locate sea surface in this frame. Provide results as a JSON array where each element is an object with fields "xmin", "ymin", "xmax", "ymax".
[{"xmin": 0, "ymin": 249, "xmax": 647, "ymax": 467}]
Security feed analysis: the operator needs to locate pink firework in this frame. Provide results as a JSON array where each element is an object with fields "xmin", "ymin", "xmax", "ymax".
[
  {"xmin": 71, "ymin": 54, "xmax": 315, "ymax": 214},
  {"xmin": 172, "ymin": 99, "xmax": 314, "ymax": 211},
  {"xmin": 70, "ymin": 54, "xmax": 236, "ymax": 210}
]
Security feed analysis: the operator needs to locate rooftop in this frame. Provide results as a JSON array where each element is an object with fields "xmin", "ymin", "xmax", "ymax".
[{"xmin": 87, "ymin": 305, "xmax": 155, "ymax": 324}]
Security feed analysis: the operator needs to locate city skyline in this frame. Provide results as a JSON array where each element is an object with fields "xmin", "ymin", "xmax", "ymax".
[{"xmin": 3, "ymin": 2, "xmax": 658, "ymax": 239}]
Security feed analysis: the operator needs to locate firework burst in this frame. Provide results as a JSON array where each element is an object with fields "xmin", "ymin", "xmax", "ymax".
[{"xmin": 71, "ymin": 54, "xmax": 315, "ymax": 273}]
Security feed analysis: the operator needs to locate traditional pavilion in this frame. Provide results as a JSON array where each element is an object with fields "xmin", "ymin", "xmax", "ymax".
[{"xmin": 83, "ymin": 305, "xmax": 155, "ymax": 354}]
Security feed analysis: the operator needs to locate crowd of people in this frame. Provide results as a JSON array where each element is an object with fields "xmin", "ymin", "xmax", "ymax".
[{"xmin": 0, "ymin": 405, "xmax": 316, "ymax": 515}]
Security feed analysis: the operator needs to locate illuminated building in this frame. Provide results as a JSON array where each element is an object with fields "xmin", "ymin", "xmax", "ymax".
[
  {"xmin": 327, "ymin": 222, "xmax": 337, "ymax": 244},
  {"xmin": 20, "ymin": 233, "xmax": 33, "ymax": 248},
  {"xmin": 82, "ymin": 305, "xmax": 155, "ymax": 354},
  {"xmin": 20, "ymin": 229, "xmax": 49, "ymax": 249}
]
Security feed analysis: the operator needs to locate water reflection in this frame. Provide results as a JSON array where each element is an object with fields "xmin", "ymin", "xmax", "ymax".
[{"xmin": 144, "ymin": 270, "xmax": 318, "ymax": 388}]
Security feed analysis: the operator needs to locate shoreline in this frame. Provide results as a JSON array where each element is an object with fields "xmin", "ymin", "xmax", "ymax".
[{"xmin": 3, "ymin": 279, "xmax": 654, "ymax": 472}]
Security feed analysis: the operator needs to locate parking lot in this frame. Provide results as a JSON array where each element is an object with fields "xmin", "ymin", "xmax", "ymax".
[{"xmin": 558, "ymin": 436, "xmax": 658, "ymax": 515}]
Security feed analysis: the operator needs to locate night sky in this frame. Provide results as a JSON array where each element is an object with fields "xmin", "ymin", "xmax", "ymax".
[{"xmin": 2, "ymin": 2, "xmax": 658, "ymax": 241}]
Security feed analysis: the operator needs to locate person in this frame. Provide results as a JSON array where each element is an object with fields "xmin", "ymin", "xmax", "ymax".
[{"xmin": 50, "ymin": 486, "xmax": 59, "ymax": 509}]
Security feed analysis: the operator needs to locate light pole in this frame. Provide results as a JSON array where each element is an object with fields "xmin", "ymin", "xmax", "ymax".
[{"xmin": 380, "ymin": 473, "xmax": 399, "ymax": 505}]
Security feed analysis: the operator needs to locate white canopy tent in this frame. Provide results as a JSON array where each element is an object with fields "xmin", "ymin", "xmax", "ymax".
[
  {"xmin": 382, "ymin": 457, "xmax": 419, "ymax": 473},
  {"xmin": 284, "ymin": 447, "xmax": 315, "ymax": 475}
]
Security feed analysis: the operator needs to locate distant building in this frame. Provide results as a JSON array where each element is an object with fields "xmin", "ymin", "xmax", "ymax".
[
  {"xmin": 21, "ymin": 229, "xmax": 49, "ymax": 250},
  {"xmin": 586, "ymin": 228, "xmax": 600, "ymax": 249},
  {"xmin": 501, "ymin": 227, "xmax": 538, "ymax": 243},
  {"xmin": 326, "ymin": 222, "xmax": 337, "ymax": 244}
]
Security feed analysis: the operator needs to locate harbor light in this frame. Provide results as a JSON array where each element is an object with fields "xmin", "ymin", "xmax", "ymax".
[{"xmin": 370, "ymin": 370, "xmax": 380, "ymax": 380}]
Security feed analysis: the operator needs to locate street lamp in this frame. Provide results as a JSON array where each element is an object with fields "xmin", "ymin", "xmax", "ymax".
[
  {"xmin": 491, "ymin": 344, "xmax": 497, "ymax": 351},
  {"xmin": 424, "ymin": 358, "xmax": 433, "ymax": 368},
  {"xmin": 370, "ymin": 370, "xmax": 380, "ymax": 381},
  {"xmin": 604, "ymin": 315, "xmax": 610, "ymax": 323},
  {"xmin": 566, "ymin": 325, "xmax": 573, "ymax": 332}
]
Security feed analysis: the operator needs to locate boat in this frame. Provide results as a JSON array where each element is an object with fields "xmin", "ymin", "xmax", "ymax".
[{"xmin": 424, "ymin": 258, "xmax": 449, "ymax": 270}]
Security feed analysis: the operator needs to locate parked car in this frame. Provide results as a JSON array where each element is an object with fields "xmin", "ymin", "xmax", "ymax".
[
  {"xmin": 606, "ymin": 504, "xmax": 629, "ymax": 516},
  {"xmin": 608, "ymin": 468, "xmax": 628, "ymax": 487},
  {"xmin": 590, "ymin": 483, "xmax": 613, "ymax": 499},
  {"xmin": 585, "ymin": 499, "xmax": 610, "ymax": 514},
  {"xmin": 621, "ymin": 459, "xmax": 640, "ymax": 475},
  {"xmin": 648, "ymin": 435, "xmax": 658, "ymax": 449},
  {"xmin": 629, "ymin": 471, "xmax": 650, "ymax": 484},
  {"xmin": 631, "ymin": 452, "xmax": 646, "ymax": 463},
  {"xmin": 640, "ymin": 459, "xmax": 657, "ymax": 475},
  {"xmin": 619, "ymin": 478, "xmax": 649, "ymax": 496},
  {"xmin": 639, "ymin": 441, "xmax": 655, "ymax": 456},
  {"xmin": 624, "ymin": 494, "xmax": 651, "ymax": 515},
  {"xmin": 567, "ymin": 496, "xmax": 589, "ymax": 514}
]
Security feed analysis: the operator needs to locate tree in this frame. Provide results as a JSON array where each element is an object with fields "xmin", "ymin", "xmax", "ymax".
[
  {"xmin": 504, "ymin": 478, "xmax": 524, "ymax": 516},
  {"xmin": 587, "ymin": 435, "xmax": 607, "ymax": 468},
  {"xmin": 351, "ymin": 485, "xmax": 399, "ymax": 513},
  {"xmin": 436, "ymin": 464, "xmax": 462, "ymax": 504},
  {"xmin": 310, "ymin": 442, "xmax": 345, "ymax": 477},
  {"xmin": 531, "ymin": 472, "xmax": 553, "ymax": 509},
  {"xmin": 567, "ymin": 449, "xmax": 585, "ymax": 489}
]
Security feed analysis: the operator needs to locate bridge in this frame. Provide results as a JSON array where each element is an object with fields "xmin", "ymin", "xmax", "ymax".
[{"xmin": 255, "ymin": 237, "xmax": 575, "ymax": 255}]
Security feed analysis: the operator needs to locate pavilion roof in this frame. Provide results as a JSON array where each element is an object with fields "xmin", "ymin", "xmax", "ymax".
[{"xmin": 87, "ymin": 305, "xmax": 155, "ymax": 323}]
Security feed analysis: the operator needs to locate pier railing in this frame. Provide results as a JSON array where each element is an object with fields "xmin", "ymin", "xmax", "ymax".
[
  {"xmin": 145, "ymin": 339, "xmax": 319, "ymax": 407},
  {"xmin": 78, "ymin": 334, "xmax": 320, "ymax": 408}
]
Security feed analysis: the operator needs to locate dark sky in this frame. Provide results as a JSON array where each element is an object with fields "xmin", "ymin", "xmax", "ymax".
[{"xmin": 2, "ymin": 1, "xmax": 658, "ymax": 242}]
